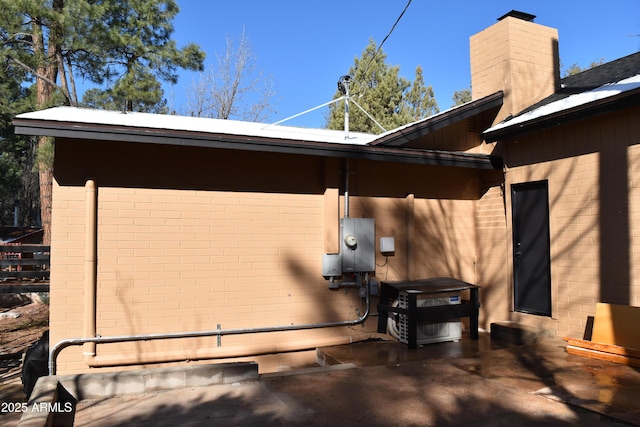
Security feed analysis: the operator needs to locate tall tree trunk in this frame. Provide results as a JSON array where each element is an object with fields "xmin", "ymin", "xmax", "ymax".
[
  {"xmin": 32, "ymin": 17, "xmax": 58, "ymax": 245},
  {"xmin": 36, "ymin": 74, "xmax": 55, "ymax": 244},
  {"xmin": 38, "ymin": 166, "xmax": 53, "ymax": 245}
]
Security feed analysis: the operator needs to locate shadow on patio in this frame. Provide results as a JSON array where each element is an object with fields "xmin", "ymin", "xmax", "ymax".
[{"xmin": 65, "ymin": 333, "xmax": 640, "ymax": 427}]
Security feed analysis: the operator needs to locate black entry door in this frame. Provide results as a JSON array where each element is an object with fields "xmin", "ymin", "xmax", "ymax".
[{"xmin": 511, "ymin": 181, "xmax": 551, "ymax": 316}]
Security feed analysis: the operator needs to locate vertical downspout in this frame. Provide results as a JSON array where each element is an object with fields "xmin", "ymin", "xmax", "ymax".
[
  {"xmin": 406, "ymin": 193, "xmax": 415, "ymax": 281},
  {"xmin": 83, "ymin": 179, "xmax": 97, "ymax": 364}
]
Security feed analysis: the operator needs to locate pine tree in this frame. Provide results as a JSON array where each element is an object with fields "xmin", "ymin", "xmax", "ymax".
[
  {"xmin": 87, "ymin": 0, "xmax": 204, "ymax": 111},
  {"xmin": 0, "ymin": 0, "xmax": 205, "ymax": 241},
  {"xmin": 0, "ymin": 59, "xmax": 39, "ymax": 226},
  {"xmin": 562, "ymin": 58, "xmax": 605, "ymax": 77},
  {"xmin": 325, "ymin": 39, "xmax": 439, "ymax": 134},
  {"xmin": 451, "ymin": 88, "xmax": 472, "ymax": 107},
  {"xmin": 407, "ymin": 65, "xmax": 439, "ymax": 120}
]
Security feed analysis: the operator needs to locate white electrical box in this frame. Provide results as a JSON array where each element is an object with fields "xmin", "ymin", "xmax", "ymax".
[
  {"xmin": 322, "ymin": 254, "xmax": 341, "ymax": 278},
  {"xmin": 380, "ymin": 237, "xmax": 395, "ymax": 256}
]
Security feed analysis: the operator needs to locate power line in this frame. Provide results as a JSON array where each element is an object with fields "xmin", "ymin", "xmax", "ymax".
[
  {"xmin": 358, "ymin": 0, "xmax": 413, "ymax": 88},
  {"xmin": 269, "ymin": 1, "xmax": 413, "ymax": 130}
]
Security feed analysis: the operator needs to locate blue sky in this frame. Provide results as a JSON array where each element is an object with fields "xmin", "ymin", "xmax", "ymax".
[{"xmin": 165, "ymin": 1, "xmax": 640, "ymax": 128}]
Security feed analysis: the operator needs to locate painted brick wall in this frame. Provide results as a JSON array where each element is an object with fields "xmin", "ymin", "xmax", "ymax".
[
  {"xmin": 49, "ymin": 183, "xmax": 85, "ymax": 340},
  {"xmin": 50, "ymin": 184, "xmax": 376, "ymax": 373},
  {"xmin": 49, "ymin": 138, "xmax": 501, "ymax": 374},
  {"xmin": 475, "ymin": 185, "xmax": 509, "ymax": 329},
  {"xmin": 95, "ymin": 188, "xmax": 328, "ymax": 331},
  {"xmin": 506, "ymin": 155, "xmax": 600, "ymax": 337},
  {"xmin": 470, "ymin": 15, "xmax": 559, "ymax": 124},
  {"xmin": 503, "ymin": 106, "xmax": 640, "ymax": 339},
  {"xmin": 347, "ymin": 195, "xmax": 484, "ymax": 286},
  {"xmin": 412, "ymin": 198, "xmax": 476, "ymax": 282},
  {"xmin": 629, "ymin": 144, "xmax": 640, "ymax": 309}
]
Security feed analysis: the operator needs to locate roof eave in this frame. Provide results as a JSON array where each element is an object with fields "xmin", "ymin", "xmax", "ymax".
[
  {"xmin": 483, "ymin": 87, "xmax": 640, "ymax": 142},
  {"xmin": 13, "ymin": 118, "xmax": 501, "ymax": 170},
  {"xmin": 371, "ymin": 91, "xmax": 504, "ymax": 147}
]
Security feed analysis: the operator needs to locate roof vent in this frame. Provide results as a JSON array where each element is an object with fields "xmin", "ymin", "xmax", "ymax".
[{"xmin": 497, "ymin": 10, "xmax": 536, "ymax": 22}]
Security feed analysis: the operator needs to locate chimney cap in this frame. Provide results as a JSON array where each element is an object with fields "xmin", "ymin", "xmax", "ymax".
[{"xmin": 498, "ymin": 10, "xmax": 536, "ymax": 22}]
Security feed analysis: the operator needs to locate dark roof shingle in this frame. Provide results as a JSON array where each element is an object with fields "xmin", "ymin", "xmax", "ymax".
[{"xmin": 521, "ymin": 51, "xmax": 640, "ymax": 114}]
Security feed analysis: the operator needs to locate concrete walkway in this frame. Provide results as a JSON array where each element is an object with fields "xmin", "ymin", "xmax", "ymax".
[{"xmin": 61, "ymin": 334, "xmax": 640, "ymax": 426}]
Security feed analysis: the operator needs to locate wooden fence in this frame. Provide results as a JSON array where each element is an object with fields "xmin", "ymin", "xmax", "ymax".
[{"xmin": 0, "ymin": 244, "xmax": 50, "ymax": 293}]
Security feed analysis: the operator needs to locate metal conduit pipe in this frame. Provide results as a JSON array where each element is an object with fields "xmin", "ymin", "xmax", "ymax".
[
  {"xmin": 344, "ymin": 159, "xmax": 350, "ymax": 218},
  {"xmin": 49, "ymin": 291, "xmax": 369, "ymax": 375}
]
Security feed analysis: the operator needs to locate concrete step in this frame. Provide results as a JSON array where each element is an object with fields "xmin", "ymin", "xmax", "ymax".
[
  {"xmin": 20, "ymin": 362, "xmax": 259, "ymax": 427},
  {"xmin": 490, "ymin": 321, "xmax": 555, "ymax": 346}
]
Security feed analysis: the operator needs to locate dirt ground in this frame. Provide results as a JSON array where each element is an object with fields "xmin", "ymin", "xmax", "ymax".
[
  {"xmin": 0, "ymin": 300, "xmax": 49, "ymax": 357},
  {"xmin": 0, "ymin": 297, "xmax": 48, "ymax": 426}
]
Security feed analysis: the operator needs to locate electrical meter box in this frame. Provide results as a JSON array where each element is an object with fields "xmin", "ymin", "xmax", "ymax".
[{"xmin": 340, "ymin": 218, "xmax": 375, "ymax": 272}]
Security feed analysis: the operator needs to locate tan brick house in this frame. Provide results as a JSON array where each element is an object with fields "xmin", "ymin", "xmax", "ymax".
[
  {"xmin": 478, "ymin": 13, "xmax": 640, "ymax": 338},
  {"xmin": 14, "ymin": 11, "xmax": 640, "ymax": 374}
]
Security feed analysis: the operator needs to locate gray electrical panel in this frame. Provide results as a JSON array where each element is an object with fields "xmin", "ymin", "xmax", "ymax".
[{"xmin": 340, "ymin": 218, "xmax": 375, "ymax": 272}]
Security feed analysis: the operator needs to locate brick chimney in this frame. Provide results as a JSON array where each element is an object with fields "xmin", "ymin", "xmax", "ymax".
[{"xmin": 470, "ymin": 11, "xmax": 560, "ymax": 125}]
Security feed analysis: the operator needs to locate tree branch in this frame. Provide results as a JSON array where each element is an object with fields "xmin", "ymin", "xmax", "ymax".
[
  {"xmin": 55, "ymin": 49, "xmax": 73, "ymax": 106},
  {"xmin": 66, "ymin": 56, "xmax": 79, "ymax": 106},
  {"xmin": 1, "ymin": 33, "xmax": 35, "ymax": 48},
  {"xmin": 7, "ymin": 55, "xmax": 58, "ymax": 88}
]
